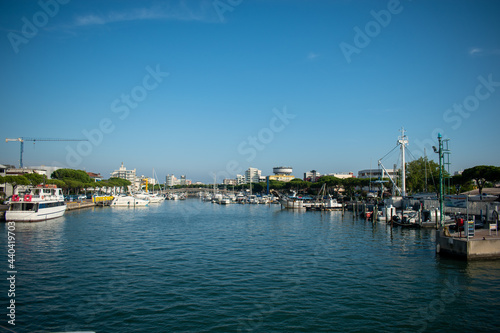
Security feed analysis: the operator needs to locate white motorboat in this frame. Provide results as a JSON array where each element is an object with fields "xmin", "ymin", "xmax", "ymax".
[
  {"xmin": 148, "ymin": 193, "xmax": 165, "ymax": 203},
  {"xmin": 377, "ymin": 205, "xmax": 397, "ymax": 222},
  {"xmin": 5, "ymin": 184, "xmax": 66, "ymax": 222},
  {"xmin": 220, "ymin": 196, "xmax": 233, "ymax": 205},
  {"xmin": 324, "ymin": 197, "xmax": 343, "ymax": 209},
  {"xmin": 134, "ymin": 191, "xmax": 164, "ymax": 203},
  {"xmin": 111, "ymin": 195, "xmax": 149, "ymax": 207}
]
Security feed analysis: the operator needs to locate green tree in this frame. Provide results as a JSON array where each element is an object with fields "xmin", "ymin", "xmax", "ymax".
[
  {"xmin": 342, "ymin": 178, "xmax": 362, "ymax": 200},
  {"xmin": 268, "ymin": 180, "xmax": 286, "ymax": 190},
  {"xmin": 51, "ymin": 169, "xmax": 91, "ymax": 183},
  {"xmin": 462, "ymin": 165, "xmax": 500, "ymax": 198},
  {"xmin": 0, "ymin": 176, "xmax": 6, "ymax": 198},
  {"xmin": 285, "ymin": 178, "xmax": 311, "ymax": 191},
  {"xmin": 251, "ymin": 182, "xmax": 265, "ymax": 193},
  {"xmin": 4, "ymin": 175, "xmax": 30, "ymax": 194},
  {"xmin": 451, "ymin": 173, "xmax": 474, "ymax": 194},
  {"xmin": 64, "ymin": 179, "xmax": 84, "ymax": 195},
  {"xmin": 47, "ymin": 179, "xmax": 66, "ymax": 189},
  {"xmin": 96, "ymin": 181, "xmax": 110, "ymax": 194},
  {"xmin": 24, "ymin": 173, "xmax": 45, "ymax": 186},
  {"xmin": 315, "ymin": 176, "xmax": 343, "ymax": 196},
  {"xmin": 106, "ymin": 178, "xmax": 131, "ymax": 193},
  {"xmin": 406, "ymin": 157, "xmax": 442, "ymax": 194}
]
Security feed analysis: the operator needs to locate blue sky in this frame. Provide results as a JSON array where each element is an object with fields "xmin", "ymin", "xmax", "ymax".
[{"xmin": 1, "ymin": 0, "xmax": 499, "ymax": 183}]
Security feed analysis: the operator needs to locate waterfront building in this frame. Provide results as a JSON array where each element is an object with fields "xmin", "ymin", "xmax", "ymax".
[
  {"xmin": 87, "ymin": 172, "xmax": 103, "ymax": 182},
  {"xmin": 111, "ymin": 163, "xmax": 137, "ymax": 183},
  {"xmin": 304, "ymin": 170, "xmax": 321, "ymax": 182},
  {"xmin": 166, "ymin": 174, "xmax": 177, "ymax": 187},
  {"xmin": 245, "ymin": 167, "xmax": 262, "ymax": 183},
  {"xmin": 223, "ymin": 179, "xmax": 237, "ymax": 186},
  {"xmin": 166, "ymin": 174, "xmax": 192, "ymax": 186},
  {"xmin": 1, "ymin": 166, "xmax": 50, "ymax": 196},
  {"xmin": 358, "ymin": 168, "xmax": 396, "ymax": 179},
  {"xmin": 327, "ymin": 172, "xmax": 355, "ymax": 179},
  {"xmin": 268, "ymin": 174, "xmax": 295, "ymax": 182},
  {"xmin": 179, "ymin": 175, "xmax": 190, "ymax": 186},
  {"xmin": 236, "ymin": 174, "xmax": 246, "ymax": 185},
  {"xmin": 26, "ymin": 165, "xmax": 63, "ymax": 179},
  {"xmin": 111, "ymin": 162, "xmax": 140, "ymax": 191},
  {"xmin": 143, "ymin": 177, "xmax": 156, "ymax": 186},
  {"xmin": 269, "ymin": 166, "xmax": 295, "ymax": 182}
]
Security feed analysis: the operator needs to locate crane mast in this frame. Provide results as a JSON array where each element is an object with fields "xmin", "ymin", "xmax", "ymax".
[{"xmin": 5, "ymin": 137, "xmax": 87, "ymax": 168}]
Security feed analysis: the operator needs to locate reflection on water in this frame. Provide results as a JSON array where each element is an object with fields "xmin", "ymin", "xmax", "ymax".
[{"xmin": 0, "ymin": 200, "xmax": 499, "ymax": 332}]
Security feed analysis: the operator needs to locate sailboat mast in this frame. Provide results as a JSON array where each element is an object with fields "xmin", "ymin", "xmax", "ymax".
[{"xmin": 424, "ymin": 148, "xmax": 428, "ymax": 192}]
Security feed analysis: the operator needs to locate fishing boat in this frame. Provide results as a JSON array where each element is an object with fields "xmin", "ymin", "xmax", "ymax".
[
  {"xmin": 273, "ymin": 190, "xmax": 304, "ymax": 209},
  {"xmin": 5, "ymin": 184, "xmax": 66, "ymax": 222}
]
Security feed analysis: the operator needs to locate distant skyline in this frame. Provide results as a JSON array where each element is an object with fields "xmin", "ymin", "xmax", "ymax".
[{"xmin": 1, "ymin": 0, "xmax": 499, "ymax": 183}]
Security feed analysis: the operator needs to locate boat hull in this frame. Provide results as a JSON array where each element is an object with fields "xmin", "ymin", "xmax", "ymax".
[
  {"xmin": 5, "ymin": 203, "xmax": 66, "ymax": 222},
  {"xmin": 111, "ymin": 196, "xmax": 149, "ymax": 207},
  {"xmin": 279, "ymin": 198, "xmax": 305, "ymax": 209}
]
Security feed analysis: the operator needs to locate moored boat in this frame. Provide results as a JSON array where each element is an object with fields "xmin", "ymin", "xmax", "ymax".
[
  {"xmin": 5, "ymin": 184, "xmax": 66, "ymax": 222},
  {"xmin": 110, "ymin": 195, "xmax": 149, "ymax": 207}
]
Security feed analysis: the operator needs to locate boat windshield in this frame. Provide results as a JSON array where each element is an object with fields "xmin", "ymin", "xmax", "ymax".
[{"xmin": 9, "ymin": 202, "xmax": 38, "ymax": 212}]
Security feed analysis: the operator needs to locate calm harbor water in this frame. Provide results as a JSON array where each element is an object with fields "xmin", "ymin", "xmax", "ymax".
[{"xmin": 2, "ymin": 199, "xmax": 500, "ymax": 332}]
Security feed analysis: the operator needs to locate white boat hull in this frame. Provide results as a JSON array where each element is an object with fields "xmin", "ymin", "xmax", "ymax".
[
  {"xmin": 5, "ymin": 185, "xmax": 66, "ymax": 222},
  {"xmin": 111, "ymin": 196, "xmax": 149, "ymax": 207},
  {"xmin": 279, "ymin": 198, "xmax": 305, "ymax": 209},
  {"xmin": 5, "ymin": 202, "xmax": 66, "ymax": 222}
]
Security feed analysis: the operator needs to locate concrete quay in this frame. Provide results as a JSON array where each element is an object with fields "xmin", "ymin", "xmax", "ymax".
[
  {"xmin": 66, "ymin": 200, "xmax": 96, "ymax": 211},
  {"xmin": 436, "ymin": 228, "xmax": 500, "ymax": 260}
]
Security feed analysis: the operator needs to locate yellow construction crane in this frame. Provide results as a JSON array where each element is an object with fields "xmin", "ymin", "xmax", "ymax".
[
  {"xmin": 5, "ymin": 137, "xmax": 88, "ymax": 168},
  {"xmin": 142, "ymin": 178, "xmax": 149, "ymax": 192}
]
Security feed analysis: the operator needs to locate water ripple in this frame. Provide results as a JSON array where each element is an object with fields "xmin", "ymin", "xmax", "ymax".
[{"xmin": 1, "ymin": 200, "xmax": 500, "ymax": 332}]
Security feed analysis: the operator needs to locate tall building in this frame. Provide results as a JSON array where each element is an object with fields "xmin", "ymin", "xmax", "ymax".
[
  {"xmin": 111, "ymin": 162, "xmax": 137, "ymax": 182},
  {"xmin": 111, "ymin": 162, "xmax": 139, "ymax": 191},
  {"xmin": 166, "ymin": 174, "xmax": 177, "ymax": 187},
  {"xmin": 245, "ymin": 167, "xmax": 262, "ymax": 183},
  {"xmin": 304, "ymin": 170, "xmax": 321, "ymax": 182},
  {"xmin": 166, "ymin": 174, "xmax": 192, "ymax": 186}
]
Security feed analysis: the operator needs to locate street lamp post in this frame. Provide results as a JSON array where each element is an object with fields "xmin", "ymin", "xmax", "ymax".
[{"xmin": 433, "ymin": 133, "xmax": 444, "ymax": 228}]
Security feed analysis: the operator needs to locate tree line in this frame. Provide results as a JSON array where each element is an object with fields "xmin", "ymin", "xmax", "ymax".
[
  {"xmin": 1, "ymin": 163, "xmax": 499, "ymax": 198},
  {"xmin": 0, "ymin": 169, "xmax": 131, "ymax": 196},
  {"xmin": 220, "ymin": 160, "xmax": 500, "ymax": 198}
]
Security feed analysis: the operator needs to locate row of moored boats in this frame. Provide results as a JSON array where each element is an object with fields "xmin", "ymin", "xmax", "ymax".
[{"xmin": 3, "ymin": 185, "xmax": 188, "ymax": 222}]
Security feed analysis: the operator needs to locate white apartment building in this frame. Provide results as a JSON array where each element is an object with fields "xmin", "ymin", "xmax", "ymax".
[
  {"xmin": 110, "ymin": 162, "xmax": 140, "ymax": 191},
  {"xmin": 245, "ymin": 167, "xmax": 262, "ymax": 183}
]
